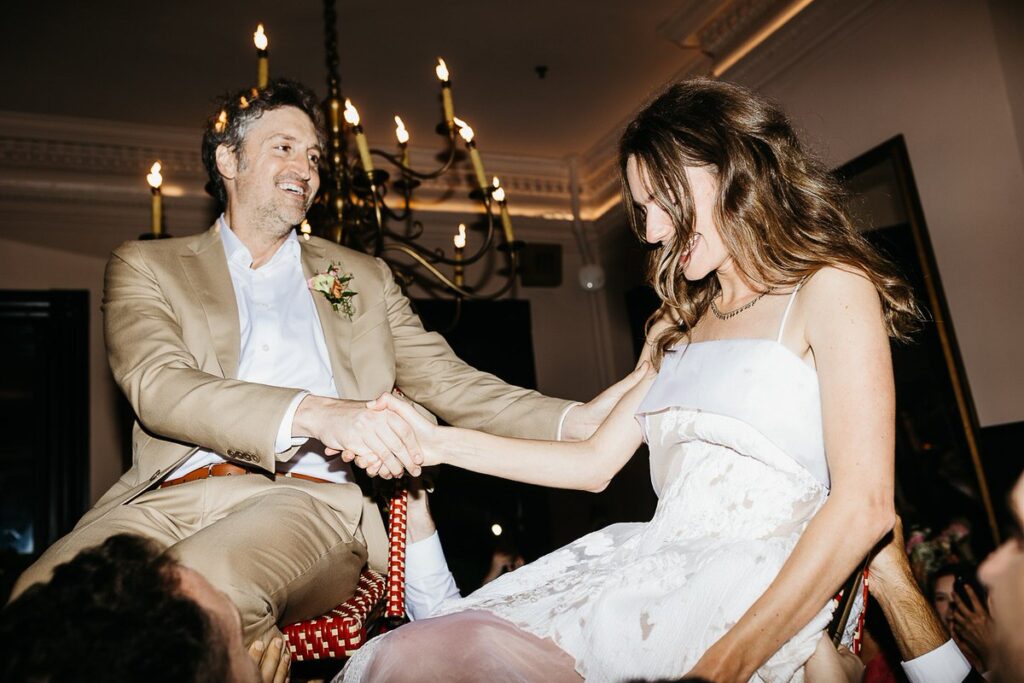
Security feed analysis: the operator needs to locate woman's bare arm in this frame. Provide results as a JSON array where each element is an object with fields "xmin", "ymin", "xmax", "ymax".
[
  {"xmin": 377, "ymin": 363, "xmax": 654, "ymax": 492},
  {"xmin": 687, "ymin": 267, "xmax": 896, "ymax": 680}
]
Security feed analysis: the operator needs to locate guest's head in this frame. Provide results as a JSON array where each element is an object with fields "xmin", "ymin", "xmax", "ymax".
[
  {"xmin": 202, "ymin": 78, "xmax": 325, "ymax": 228},
  {"xmin": 617, "ymin": 78, "xmax": 920, "ymax": 363},
  {"xmin": 0, "ymin": 534, "xmax": 259, "ymax": 682},
  {"xmin": 980, "ymin": 476, "xmax": 1024, "ymax": 680},
  {"xmin": 931, "ymin": 564, "xmax": 958, "ymax": 631}
]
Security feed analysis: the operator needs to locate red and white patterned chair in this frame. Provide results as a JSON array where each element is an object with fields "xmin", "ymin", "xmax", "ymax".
[{"xmin": 284, "ymin": 489, "xmax": 409, "ymax": 661}]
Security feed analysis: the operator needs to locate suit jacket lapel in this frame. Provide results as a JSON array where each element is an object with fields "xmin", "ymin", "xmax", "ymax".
[
  {"xmin": 179, "ymin": 224, "xmax": 241, "ymax": 378},
  {"xmin": 300, "ymin": 239, "xmax": 359, "ymax": 398}
]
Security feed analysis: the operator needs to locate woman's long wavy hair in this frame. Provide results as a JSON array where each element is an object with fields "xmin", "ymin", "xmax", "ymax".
[{"xmin": 619, "ymin": 79, "xmax": 921, "ymax": 365}]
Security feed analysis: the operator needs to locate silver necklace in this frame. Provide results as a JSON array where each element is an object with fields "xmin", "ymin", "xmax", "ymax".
[{"xmin": 709, "ymin": 289, "xmax": 772, "ymax": 320}]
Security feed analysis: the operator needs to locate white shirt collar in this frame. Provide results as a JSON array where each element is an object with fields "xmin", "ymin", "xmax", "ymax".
[{"xmin": 218, "ymin": 214, "xmax": 300, "ymax": 269}]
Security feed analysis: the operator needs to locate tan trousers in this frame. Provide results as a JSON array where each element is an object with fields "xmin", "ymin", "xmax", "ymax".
[{"xmin": 12, "ymin": 474, "xmax": 370, "ymax": 644}]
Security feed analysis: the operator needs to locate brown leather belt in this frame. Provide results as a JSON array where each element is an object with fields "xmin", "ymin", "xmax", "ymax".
[{"xmin": 160, "ymin": 463, "xmax": 330, "ymax": 488}]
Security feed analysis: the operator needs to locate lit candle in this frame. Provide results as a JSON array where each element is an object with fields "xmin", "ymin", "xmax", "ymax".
[
  {"xmin": 214, "ymin": 109, "xmax": 228, "ymax": 133},
  {"xmin": 453, "ymin": 116, "xmax": 488, "ymax": 192},
  {"xmin": 300, "ymin": 219, "xmax": 312, "ymax": 241},
  {"xmin": 491, "ymin": 177, "xmax": 515, "ymax": 244},
  {"xmin": 147, "ymin": 162, "xmax": 163, "ymax": 236},
  {"xmin": 343, "ymin": 99, "xmax": 374, "ymax": 174},
  {"xmin": 254, "ymin": 24, "xmax": 269, "ymax": 89},
  {"xmin": 436, "ymin": 58, "xmax": 455, "ymax": 128},
  {"xmin": 394, "ymin": 115, "xmax": 410, "ymax": 170},
  {"xmin": 453, "ymin": 224, "xmax": 467, "ymax": 287}
]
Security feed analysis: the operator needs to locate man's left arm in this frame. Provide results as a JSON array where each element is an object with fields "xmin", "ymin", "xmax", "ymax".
[{"xmin": 378, "ymin": 258, "xmax": 623, "ymax": 441}]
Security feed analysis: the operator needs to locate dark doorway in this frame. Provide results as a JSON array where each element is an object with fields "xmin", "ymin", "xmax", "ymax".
[{"xmin": 0, "ymin": 291, "xmax": 90, "ymax": 601}]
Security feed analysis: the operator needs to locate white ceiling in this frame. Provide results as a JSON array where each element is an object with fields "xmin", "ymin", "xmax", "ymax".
[{"xmin": 2, "ymin": 0, "xmax": 713, "ymax": 158}]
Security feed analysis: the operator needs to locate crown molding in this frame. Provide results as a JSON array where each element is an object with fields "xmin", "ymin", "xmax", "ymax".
[{"xmin": 0, "ymin": 0, "xmax": 886, "ymax": 255}]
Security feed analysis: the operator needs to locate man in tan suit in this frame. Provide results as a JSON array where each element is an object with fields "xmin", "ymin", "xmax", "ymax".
[{"xmin": 11, "ymin": 80, "xmax": 620, "ymax": 643}]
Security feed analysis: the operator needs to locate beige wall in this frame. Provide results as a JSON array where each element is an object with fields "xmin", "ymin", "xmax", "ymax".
[
  {"xmin": 728, "ymin": 0, "xmax": 1024, "ymax": 427},
  {"xmin": 0, "ymin": 237, "xmax": 121, "ymax": 503}
]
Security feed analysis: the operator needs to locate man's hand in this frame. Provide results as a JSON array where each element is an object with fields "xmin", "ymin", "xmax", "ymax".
[
  {"xmin": 247, "ymin": 637, "xmax": 290, "ymax": 683},
  {"xmin": 559, "ymin": 364, "xmax": 653, "ymax": 441},
  {"xmin": 351, "ymin": 393, "xmax": 440, "ymax": 478},
  {"xmin": 292, "ymin": 395, "xmax": 423, "ymax": 478},
  {"xmin": 867, "ymin": 515, "xmax": 952, "ymax": 662}
]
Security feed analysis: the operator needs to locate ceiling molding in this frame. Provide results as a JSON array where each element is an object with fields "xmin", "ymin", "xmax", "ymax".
[{"xmin": 0, "ymin": 0, "xmax": 886, "ymax": 247}]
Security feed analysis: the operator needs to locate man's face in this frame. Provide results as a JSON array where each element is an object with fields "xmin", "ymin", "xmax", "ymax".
[
  {"xmin": 177, "ymin": 566, "xmax": 260, "ymax": 683},
  {"xmin": 980, "ymin": 477, "xmax": 1024, "ymax": 678},
  {"xmin": 219, "ymin": 105, "xmax": 322, "ymax": 231}
]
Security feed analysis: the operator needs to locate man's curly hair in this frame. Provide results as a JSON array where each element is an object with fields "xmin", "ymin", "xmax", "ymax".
[
  {"xmin": 0, "ymin": 534, "xmax": 229, "ymax": 682},
  {"xmin": 201, "ymin": 78, "xmax": 326, "ymax": 207}
]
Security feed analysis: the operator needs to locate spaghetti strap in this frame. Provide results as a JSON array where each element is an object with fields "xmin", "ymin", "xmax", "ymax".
[{"xmin": 776, "ymin": 280, "xmax": 805, "ymax": 343}]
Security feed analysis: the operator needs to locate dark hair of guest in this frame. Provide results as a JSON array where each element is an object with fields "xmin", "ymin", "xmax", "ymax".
[
  {"xmin": 201, "ymin": 78, "xmax": 326, "ymax": 206},
  {"xmin": 0, "ymin": 534, "xmax": 229, "ymax": 682},
  {"xmin": 618, "ymin": 78, "xmax": 922, "ymax": 365}
]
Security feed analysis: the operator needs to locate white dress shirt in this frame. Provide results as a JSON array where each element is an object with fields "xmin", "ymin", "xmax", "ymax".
[
  {"xmin": 901, "ymin": 639, "xmax": 973, "ymax": 683},
  {"xmin": 168, "ymin": 217, "xmax": 352, "ymax": 483}
]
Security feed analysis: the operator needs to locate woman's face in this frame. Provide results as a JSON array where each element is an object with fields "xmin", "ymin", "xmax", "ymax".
[
  {"xmin": 933, "ymin": 573, "xmax": 956, "ymax": 632},
  {"xmin": 625, "ymin": 156, "xmax": 732, "ymax": 281}
]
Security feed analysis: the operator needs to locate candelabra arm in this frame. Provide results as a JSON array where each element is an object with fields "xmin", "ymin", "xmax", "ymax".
[{"xmin": 381, "ymin": 244, "xmax": 518, "ymax": 300}]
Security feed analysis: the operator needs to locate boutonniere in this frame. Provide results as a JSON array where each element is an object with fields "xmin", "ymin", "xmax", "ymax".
[{"xmin": 308, "ymin": 262, "xmax": 357, "ymax": 319}]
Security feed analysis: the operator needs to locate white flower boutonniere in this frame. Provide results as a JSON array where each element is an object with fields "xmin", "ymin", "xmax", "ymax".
[{"xmin": 308, "ymin": 262, "xmax": 357, "ymax": 320}]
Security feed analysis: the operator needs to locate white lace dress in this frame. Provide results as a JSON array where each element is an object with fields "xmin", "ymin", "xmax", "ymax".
[{"xmin": 345, "ymin": 328, "xmax": 857, "ymax": 682}]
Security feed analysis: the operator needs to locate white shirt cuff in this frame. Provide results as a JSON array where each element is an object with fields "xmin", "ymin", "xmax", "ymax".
[
  {"xmin": 275, "ymin": 391, "xmax": 311, "ymax": 453},
  {"xmin": 901, "ymin": 639, "xmax": 971, "ymax": 683},
  {"xmin": 555, "ymin": 402, "xmax": 583, "ymax": 441},
  {"xmin": 404, "ymin": 531, "xmax": 460, "ymax": 620}
]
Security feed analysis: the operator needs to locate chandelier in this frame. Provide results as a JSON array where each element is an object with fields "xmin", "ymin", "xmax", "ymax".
[{"xmin": 145, "ymin": 0, "xmax": 524, "ymax": 303}]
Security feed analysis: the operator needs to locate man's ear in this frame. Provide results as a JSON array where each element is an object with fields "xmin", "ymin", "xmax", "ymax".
[{"xmin": 215, "ymin": 144, "xmax": 238, "ymax": 180}]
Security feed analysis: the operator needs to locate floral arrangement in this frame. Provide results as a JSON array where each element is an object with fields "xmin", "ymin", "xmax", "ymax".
[
  {"xmin": 308, "ymin": 262, "xmax": 357, "ymax": 319},
  {"xmin": 905, "ymin": 518, "xmax": 975, "ymax": 589}
]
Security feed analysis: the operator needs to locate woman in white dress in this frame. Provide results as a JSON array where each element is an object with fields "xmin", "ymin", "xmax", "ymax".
[{"xmin": 342, "ymin": 78, "xmax": 922, "ymax": 682}]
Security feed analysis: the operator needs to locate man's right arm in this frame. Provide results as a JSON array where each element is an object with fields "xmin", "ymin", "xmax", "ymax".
[
  {"xmin": 104, "ymin": 243, "xmax": 301, "ymax": 473},
  {"xmin": 867, "ymin": 517, "xmax": 976, "ymax": 683},
  {"xmin": 107, "ymin": 244, "xmax": 424, "ymax": 476}
]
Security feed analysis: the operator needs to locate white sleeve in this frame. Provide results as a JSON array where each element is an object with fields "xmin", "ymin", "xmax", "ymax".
[
  {"xmin": 555, "ymin": 402, "xmax": 583, "ymax": 441},
  {"xmin": 404, "ymin": 531, "xmax": 461, "ymax": 621},
  {"xmin": 274, "ymin": 391, "xmax": 310, "ymax": 453},
  {"xmin": 900, "ymin": 639, "xmax": 972, "ymax": 683}
]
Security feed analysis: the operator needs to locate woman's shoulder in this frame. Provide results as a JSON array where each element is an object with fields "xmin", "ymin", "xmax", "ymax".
[
  {"xmin": 799, "ymin": 265, "xmax": 880, "ymax": 307},
  {"xmin": 799, "ymin": 265, "xmax": 886, "ymax": 340}
]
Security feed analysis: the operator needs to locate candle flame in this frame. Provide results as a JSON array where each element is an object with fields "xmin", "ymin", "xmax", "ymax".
[
  {"xmin": 492, "ymin": 184, "xmax": 506, "ymax": 203},
  {"xmin": 147, "ymin": 162, "xmax": 163, "ymax": 189},
  {"xmin": 300, "ymin": 219, "xmax": 312, "ymax": 239},
  {"xmin": 453, "ymin": 223, "xmax": 467, "ymax": 249},
  {"xmin": 214, "ymin": 110, "xmax": 228, "ymax": 133},
  {"xmin": 239, "ymin": 95, "xmax": 249, "ymax": 109},
  {"xmin": 435, "ymin": 57, "xmax": 450, "ymax": 82},
  {"xmin": 453, "ymin": 116, "xmax": 474, "ymax": 143},
  {"xmin": 343, "ymin": 99, "xmax": 361, "ymax": 126},
  {"xmin": 394, "ymin": 116, "xmax": 409, "ymax": 144},
  {"xmin": 253, "ymin": 24, "xmax": 268, "ymax": 50}
]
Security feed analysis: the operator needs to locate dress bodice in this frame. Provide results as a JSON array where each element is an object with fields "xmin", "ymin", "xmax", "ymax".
[{"xmin": 637, "ymin": 337, "xmax": 828, "ymax": 488}]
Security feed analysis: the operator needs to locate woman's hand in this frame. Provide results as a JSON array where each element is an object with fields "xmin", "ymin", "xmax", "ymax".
[
  {"xmin": 352, "ymin": 393, "xmax": 443, "ymax": 476},
  {"xmin": 952, "ymin": 583, "xmax": 993, "ymax": 670}
]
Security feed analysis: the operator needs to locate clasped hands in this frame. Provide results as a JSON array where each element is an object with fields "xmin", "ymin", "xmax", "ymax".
[{"xmin": 293, "ymin": 364, "xmax": 650, "ymax": 480}]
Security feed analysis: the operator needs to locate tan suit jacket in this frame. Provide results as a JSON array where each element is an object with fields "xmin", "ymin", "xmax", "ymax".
[{"xmin": 86, "ymin": 223, "xmax": 572, "ymax": 570}]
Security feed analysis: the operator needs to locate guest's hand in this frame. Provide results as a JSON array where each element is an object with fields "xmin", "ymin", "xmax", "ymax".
[
  {"xmin": 247, "ymin": 637, "xmax": 290, "ymax": 683},
  {"xmin": 560, "ymin": 364, "xmax": 653, "ymax": 441},
  {"xmin": 293, "ymin": 395, "xmax": 423, "ymax": 478},
  {"xmin": 866, "ymin": 514, "xmax": 913, "ymax": 593},
  {"xmin": 952, "ymin": 583, "xmax": 992, "ymax": 670}
]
